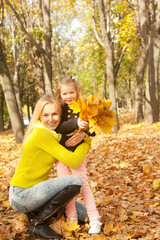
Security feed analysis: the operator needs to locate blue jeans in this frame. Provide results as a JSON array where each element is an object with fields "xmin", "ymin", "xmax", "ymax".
[{"xmin": 9, "ymin": 175, "xmax": 87, "ymax": 222}]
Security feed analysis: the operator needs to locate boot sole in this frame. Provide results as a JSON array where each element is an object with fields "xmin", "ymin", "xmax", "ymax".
[{"xmin": 29, "ymin": 231, "xmax": 63, "ymax": 239}]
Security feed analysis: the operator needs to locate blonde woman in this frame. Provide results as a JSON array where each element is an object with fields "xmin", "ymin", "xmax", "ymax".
[{"xmin": 9, "ymin": 95, "xmax": 91, "ymax": 239}]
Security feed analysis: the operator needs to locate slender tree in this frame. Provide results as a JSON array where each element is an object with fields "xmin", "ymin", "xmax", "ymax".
[
  {"xmin": 145, "ymin": 0, "xmax": 160, "ymax": 123},
  {"xmin": 0, "ymin": 86, "xmax": 4, "ymax": 131},
  {"xmin": 134, "ymin": 0, "xmax": 149, "ymax": 122},
  {"xmin": 92, "ymin": 0, "xmax": 119, "ymax": 131},
  {"xmin": 11, "ymin": 19, "xmax": 23, "ymax": 121},
  {"xmin": 41, "ymin": 0, "xmax": 52, "ymax": 94},
  {"xmin": 5, "ymin": 0, "xmax": 53, "ymax": 94},
  {"xmin": 0, "ymin": 40, "xmax": 24, "ymax": 143}
]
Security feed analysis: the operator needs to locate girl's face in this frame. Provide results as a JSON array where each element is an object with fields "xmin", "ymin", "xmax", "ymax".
[
  {"xmin": 40, "ymin": 103, "xmax": 60, "ymax": 131},
  {"xmin": 60, "ymin": 84, "xmax": 78, "ymax": 105}
]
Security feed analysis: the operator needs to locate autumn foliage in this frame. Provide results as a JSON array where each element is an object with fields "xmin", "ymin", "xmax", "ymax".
[
  {"xmin": 1, "ymin": 113, "xmax": 160, "ymax": 240},
  {"xmin": 69, "ymin": 93, "xmax": 117, "ymax": 134}
]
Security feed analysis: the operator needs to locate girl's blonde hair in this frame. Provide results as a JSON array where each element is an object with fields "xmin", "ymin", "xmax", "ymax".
[
  {"xmin": 22, "ymin": 95, "xmax": 61, "ymax": 146},
  {"xmin": 55, "ymin": 76, "xmax": 81, "ymax": 104}
]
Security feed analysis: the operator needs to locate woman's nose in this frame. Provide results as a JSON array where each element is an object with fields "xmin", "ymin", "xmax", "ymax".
[{"xmin": 49, "ymin": 115, "xmax": 53, "ymax": 121}]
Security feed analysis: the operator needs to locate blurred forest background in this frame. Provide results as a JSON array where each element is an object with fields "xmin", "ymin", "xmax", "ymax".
[{"xmin": 0, "ymin": 0, "xmax": 160, "ymax": 143}]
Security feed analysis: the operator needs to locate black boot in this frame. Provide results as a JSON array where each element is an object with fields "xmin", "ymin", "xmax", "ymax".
[
  {"xmin": 29, "ymin": 222, "xmax": 63, "ymax": 239},
  {"xmin": 26, "ymin": 206, "xmax": 44, "ymax": 222},
  {"xmin": 28, "ymin": 184, "xmax": 81, "ymax": 239},
  {"xmin": 26, "ymin": 210, "xmax": 62, "ymax": 239}
]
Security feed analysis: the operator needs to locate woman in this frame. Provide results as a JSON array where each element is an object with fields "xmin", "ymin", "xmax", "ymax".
[{"xmin": 9, "ymin": 95, "xmax": 91, "ymax": 239}]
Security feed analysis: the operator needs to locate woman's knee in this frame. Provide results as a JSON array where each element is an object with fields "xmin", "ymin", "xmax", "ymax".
[
  {"xmin": 71, "ymin": 175, "xmax": 82, "ymax": 186},
  {"xmin": 10, "ymin": 199, "xmax": 28, "ymax": 213}
]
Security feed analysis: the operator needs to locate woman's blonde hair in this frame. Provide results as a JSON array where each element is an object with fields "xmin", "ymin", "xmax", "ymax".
[
  {"xmin": 22, "ymin": 95, "xmax": 61, "ymax": 146},
  {"xmin": 55, "ymin": 76, "xmax": 81, "ymax": 104}
]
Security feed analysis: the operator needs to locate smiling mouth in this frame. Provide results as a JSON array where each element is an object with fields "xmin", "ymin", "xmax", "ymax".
[{"xmin": 48, "ymin": 123, "xmax": 57, "ymax": 128}]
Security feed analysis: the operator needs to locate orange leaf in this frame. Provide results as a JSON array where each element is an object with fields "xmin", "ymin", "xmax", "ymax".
[{"xmin": 69, "ymin": 93, "xmax": 117, "ymax": 134}]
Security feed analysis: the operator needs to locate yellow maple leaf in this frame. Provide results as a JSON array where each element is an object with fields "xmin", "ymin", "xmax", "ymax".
[
  {"xmin": 99, "ymin": 116, "xmax": 117, "ymax": 133},
  {"xmin": 70, "ymin": 100, "xmax": 81, "ymax": 113},
  {"xmin": 88, "ymin": 93, "xmax": 101, "ymax": 105},
  {"xmin": 3, "ymin": 201, "xmax": 10, "ymax": 207},
  {"xmin": 87, "ymin": 105, "xmax": 99, "ymax": 118},
  {"xmin": 62, "ymin": 219, "xmax": 80, "ymax": 231},
  {"xmin": 153, "ymin": 179, "xmax": 160, "ymax": 189},
  {"xmin": 149, "ymin": 202, "xmax": 160, "ymax": 208},
  {"xmin": 102, "ymin": 98, "xmax": 112, "ymax": 108},
  {"xmin": 69, "ymin": 93, "xmax": 117, "ymax": 134}
]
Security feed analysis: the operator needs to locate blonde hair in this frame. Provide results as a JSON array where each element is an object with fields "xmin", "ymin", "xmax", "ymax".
[
  {"xmin": 55, "ymin": 76, "xmax": 81, "ymax": 104},
  {"xmin": 22, "ymin": 95, "xmax": 61, "ymax": 146}
]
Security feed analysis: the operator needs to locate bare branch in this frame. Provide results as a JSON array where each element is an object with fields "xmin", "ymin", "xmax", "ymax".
[
  {"xmin": 114, "ymin": 46, "xmax": 127, "ymax": 78},
  {"xmin": 5, "ymin": 0, "xmax": 46, "ymax": 55},
  {"xmin": 92, "ymin": 0, "xmax": 104, "ymax": 47}
]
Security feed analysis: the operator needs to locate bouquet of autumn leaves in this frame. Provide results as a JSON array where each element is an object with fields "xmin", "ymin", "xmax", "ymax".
[{"xmin": 69, "ymin": 93, "xmax": 117, "ymax": 135}]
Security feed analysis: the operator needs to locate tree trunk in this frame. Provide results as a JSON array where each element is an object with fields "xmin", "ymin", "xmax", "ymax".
[
  {"xmin": 0, "ymin": 88, "xmax": 4, "ymax": 131},
  {"xmin": 145, "ymin": 0, "xmax": 159, "ymax": 123},
  {"xmin": 0, "ymin": 41, "xmax": 24, "ymax": 143},
  {"xmin": 5, "ymin": 0, "xmax": 53, "ymax": 95},
  {"xmin": 126, "ymin": 77, "xmax": 133, "ymax": 112},
  {"xmin": 42, "ymin": 0, "xmax": 53, "ymax": 94},
  {"xmin": 25, "ymin": 0, "xmax": 45, "ymax": 97},
  {"xmin": 102, "ymin": 72, "xmax": 107, "ymax": 99},
  {"xmin": 134, "ymin": 0, "xmax": 149, "ymax": 122},
  {"xmin": 35, "ymin": 61, "xmax": 45, "ymax": 97},
  {"xmin": 152, "ymin": 0, "xmax": 160, "ymax": 120},
  {"xmin": 26, "ymin": 92, "xmax": 31, "ymax": 121},
  {"xmin": 97, "ymin": 0, "xmax": 119, "ymax": 131},
  {"xmin": 11, "ymin": 20, "xmax": 23, "ymax": 123}
]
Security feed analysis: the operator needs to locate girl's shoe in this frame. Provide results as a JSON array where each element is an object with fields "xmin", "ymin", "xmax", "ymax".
[{"xmin": 88, "ymin": 216, "xmax": 102, "ymax": 234}]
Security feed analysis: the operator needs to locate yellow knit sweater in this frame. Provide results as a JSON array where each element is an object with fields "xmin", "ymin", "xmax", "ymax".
[{"xmin": 11, "ymin": 122, "xmax": 91, "ymax": 188}]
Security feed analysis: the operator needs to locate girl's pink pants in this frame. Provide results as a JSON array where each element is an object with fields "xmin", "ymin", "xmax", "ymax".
[{"xmin": 56, "ymin": 158, "xmax": 99, "ymax": 218}]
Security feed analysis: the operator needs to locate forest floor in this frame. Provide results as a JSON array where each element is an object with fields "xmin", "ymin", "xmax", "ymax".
[{"xmin": 0, "ymin": 113, "xmax": 160, "ymax": 240}]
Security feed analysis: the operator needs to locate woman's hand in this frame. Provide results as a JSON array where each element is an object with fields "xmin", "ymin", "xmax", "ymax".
[
  {"xmin": 65, "ymin": 131, "xmax": 86, "ymax": 147},
  {"xmin": 78, "ymin": 118, "xmax": 89, "ymax": 131}
]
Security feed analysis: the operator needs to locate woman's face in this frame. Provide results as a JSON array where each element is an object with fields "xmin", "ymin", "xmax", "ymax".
[{"xmin": 40, "ymin": 103, "xmax": 60, "ymax": 131}]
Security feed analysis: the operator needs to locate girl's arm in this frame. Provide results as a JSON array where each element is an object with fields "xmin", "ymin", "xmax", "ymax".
[
  {"xmin": 34, "ymin": 128, "xmax": 91, "ymax": 169},
  {"xmin": 56, "ymin": 118, "xmax": 78, "ymax": 134}
]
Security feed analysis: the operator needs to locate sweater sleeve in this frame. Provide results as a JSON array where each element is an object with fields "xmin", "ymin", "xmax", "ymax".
[
  {"xmin": 33, "ymin": 128, "xmax": 91, "ymax": 169},
  {"xmin": 56, "ymin": 118, "xmax": 78, "ymax": 134}
]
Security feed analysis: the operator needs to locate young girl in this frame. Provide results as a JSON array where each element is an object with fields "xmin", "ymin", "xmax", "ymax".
[{"xmin": 55, "ymin": 76, "xmax": 102, "ymax": 234}]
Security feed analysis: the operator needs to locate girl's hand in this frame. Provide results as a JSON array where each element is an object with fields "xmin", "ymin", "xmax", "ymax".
[
  {"xmin": 65, "ymin": 131, "xmax": 86, "ymax": 147},
  {"xmin": 78, "ymin": 118, "xmax": 89, "ymax": 131}
]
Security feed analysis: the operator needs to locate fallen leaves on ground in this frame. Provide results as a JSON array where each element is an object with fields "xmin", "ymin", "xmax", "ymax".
[{"xmin": 0, "ymin": 113, "xmax": 160, "ymax": 239}]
